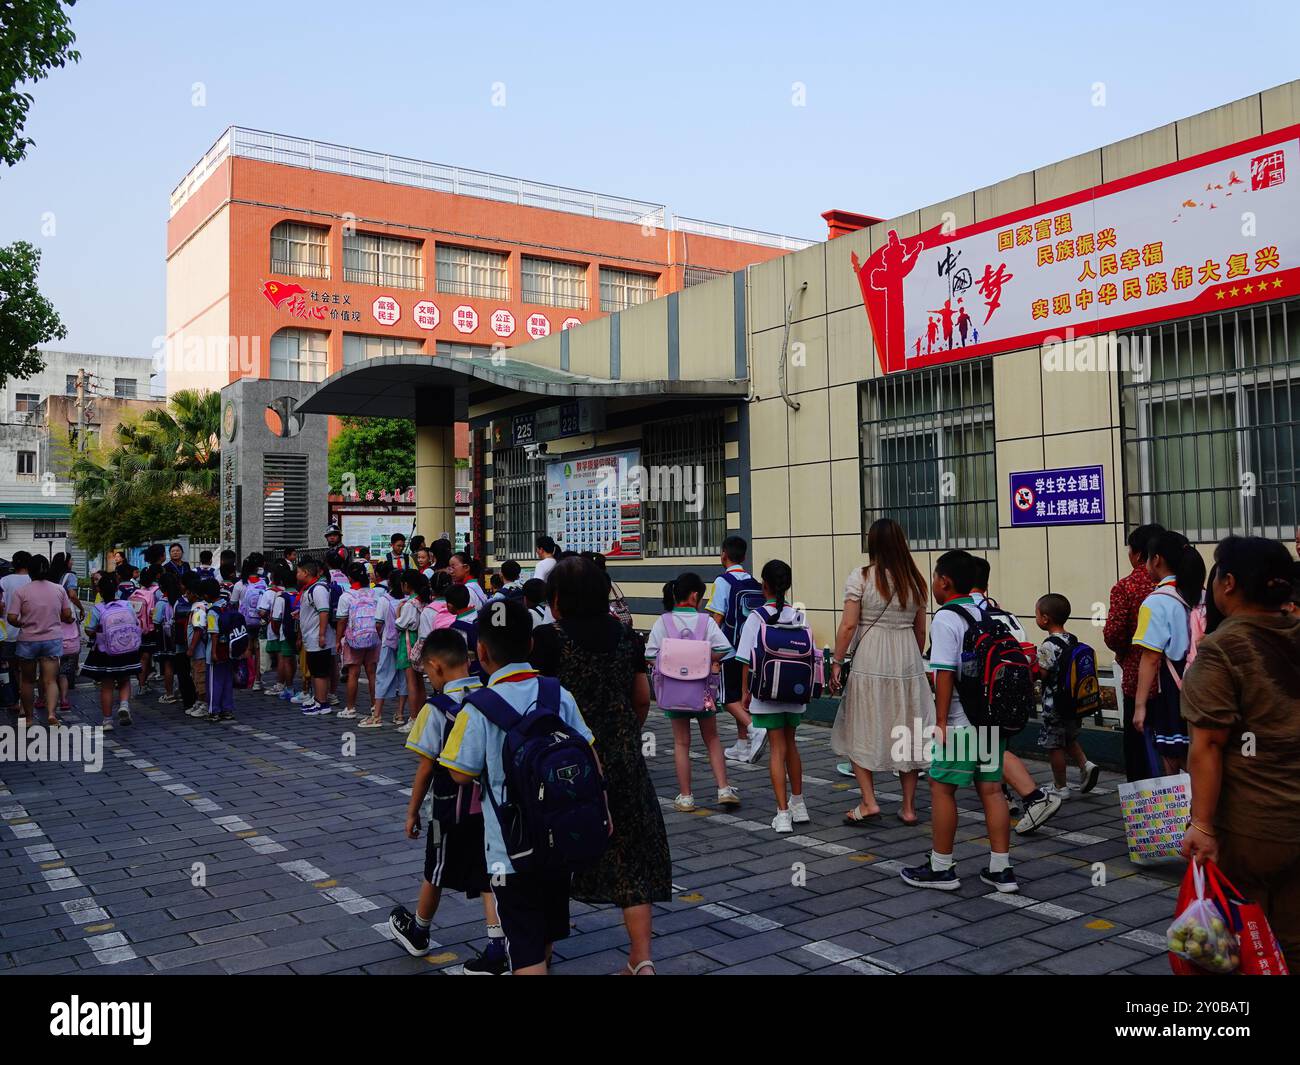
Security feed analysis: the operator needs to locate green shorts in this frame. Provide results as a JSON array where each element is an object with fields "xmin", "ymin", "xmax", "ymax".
[
  {"xmin": 751, "ymin": 711, "xmax": 802, "ymax": 730},
  {"xmin": 265, "ymin": 639, "xmax": 294, "ymax": 656},
  {"xmin": 927, "ymin": 727, "xmax": 1006, "ymax": 788},
  {"xmin": 663, "ymin": 708, "xmax": 716, "ymax": 720}
]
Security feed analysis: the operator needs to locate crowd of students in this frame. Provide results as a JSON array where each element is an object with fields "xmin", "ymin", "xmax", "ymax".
[{"xmin": 2, "ymin": 518, "xmax": 1296, "ymax": 974}]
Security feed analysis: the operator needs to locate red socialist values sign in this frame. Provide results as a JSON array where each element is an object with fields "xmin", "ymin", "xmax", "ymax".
[
  {"xmin": 490, "ymin": 309, "xmax": 516, "ymax": 337},
  {"xmin": 853, "ymin": 125, "xmax": 1300, "ymax": 374},
  {"xmin": 526, "ymin": 312, "xmax": 551, "ymax": 339},
  {"xmin": 372, "ymin": 295, "xmax": 400, "ymax": 326},
  {"xmin": 413, "ymin": 300, "xmax": 440, "ymax": 330},
  {"xmin": 453, "ymin": 305, "xmax": 479, "ymax": 334},
  {"xmin": 262, "ymin": 281, "xmax": 327, "ymax": 321}
]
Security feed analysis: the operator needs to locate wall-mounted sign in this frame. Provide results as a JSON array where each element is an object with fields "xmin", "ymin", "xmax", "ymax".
[
  {"xmin": 261, "ymin": 281, "xmax": 360, "ymax": 322},
  {"xmin": 1009, "ymin": 464, "xmax": 1105, "ymax": 527},
  {"xmin": 545, "ymin": 448, "xmax": 641, "ymax": 558},
  {"xmin": 222, "ymin": 399, "xmax": 238, "ymax": 441},
  {"xmin": 490, "ymin": 309, "xmax": 516, "ymax": 338},
  {"xmin": 492, "ymin": 399, "xmax": 605, "ymax": 448},
  {"xmin": 526, "ymin": 312, "xmax": 551, "ymax": 339},
  {"xmin": 413, "ymin": 300, "xmax": 440, "ymax": 329},
  {"xmin": 453, "ymin": 305, "xmax": 479, "ymax": 333},
  {"xmin": 561, "ymin": 316, "xmax": 582, "ymax": 330},
  {"xmin": 853, "ymin": 125, "xmax": 1300, "ymax": 374},
  {"xmin": 372, "ymin": 295, "xmax": 400, "ymax": 326}
]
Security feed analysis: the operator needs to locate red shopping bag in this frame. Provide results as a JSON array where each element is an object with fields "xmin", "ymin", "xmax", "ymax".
[{"xmin": 1168, "ymin": 859, "xmax": 1290, "ymax": 976}]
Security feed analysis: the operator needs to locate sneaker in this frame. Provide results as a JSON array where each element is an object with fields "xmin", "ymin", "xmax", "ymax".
[
  {"xmin": 900, "ymin": 858, "xmax": 961, "ymax": 891},
  {"xmin": 265, "ymin": 684, "xmax": 284, "ymax": 697},
  {"xmin": 724, "ymin": 738, "xmax": 751, "ymax": 762},
  {"xmin": 462, "ymin": 939, "xmax": 509, "ymax": 975},
  {"xmin": 745, "ymin": 727, "xmax": 768, "ymax": 762},
  {"xmin": 219, "ymin": 711, "xmax": 235, "ymax": 722},
  {"xmin": 1014, "ymin": 791, "xmax": 1062, "ymax": 835},
  {"xmin": 1079, "ymin": 760, "xmax": 1101, "ymax": 794},
  {"xmin": 279, "ymin": 689, "xmax": 295, "ymax": 703},
  {"xmin": 396, "ymin": 719, "xmax": 413, "ymax": 734},
  {"xmin": 207, "ymin": 713, "xmax": 221, "ymax": 724},
  {"xmin": 100, "ymin": 717, "xmax": 114, "ymax": 732},
  {"xmin": 328, "ymin": 694, "xmax": 340, "ymax": 706},
  {"xmin": 771, "ymin": 809, "xmax": 793, "ymax": 833},
  {"xmin": 788, "ymin": 796, "xmax": 810, "ymax": 824},
  {"xmin": 251, "ymin": 681, "xmax": 263, "ymax": 692},
  {"xmin": 116, "ymin": 704, "xmax": 132, "ymax": 726},
  {"xmin": 303, "ymin": 702, "xmax": 332, "ymax": 716},
  {"xmin": 336, "ymin": 708, "xmax": 358, "ymax": 719},
  {"xmin": 672, "ymin": 794, "xmax": 696, "ymax": 812},
  {"xmin": 716, "ymin": 786, "xmax": 741, "ymax": 806},
  {"xmin": 1045, "ymin": 782, "xmax": 1072, "ymax": 802},
  {"xmin": 980, "ymin": 866, "xmax": 1020, "ymax": 894},
  {"xmin": 186, "ymin": 704, "xmax": 208, "ymax": 718},
  {"xmin": 291, "ymin": 691, "xmax": 311, "ymax": 705},
  {"xmin": 387, "ymin": 906, "xmax": 431, "ymax": 957},
  {"xmin": 358, "ymin": 717, "xmax": 384, "ymax": 729}
]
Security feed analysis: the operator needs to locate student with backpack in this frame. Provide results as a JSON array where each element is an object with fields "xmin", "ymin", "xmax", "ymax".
[
  {"xmin": 204, "ymin": 584, "xmax": 247, "ymax": 723},
  {"xmin": 151, "ymin": 571, "xmax": 179, "ymax": 705},
  {"xmin": 1033, "ymin": 593, "xmax": 1101, "ymax": 799},
  {"xmin": 81, "ymin": 572, "xmax": 143, "ymax": 729},
  {"xmin": 195, "ymin": 550, "xmax": 216, "ymax": 582},
  {"xmin": 336, "ymin": 561, "xmax": 381, "ymax": 720},
  {"xmin": 646, "ymin": 573, "xmax": 739, "ymax": 813},
  {"xmin": 363, "ymin": 562, "xmax": 406, "ymax": 729},
  {"xmin": 1133, "ymin": 529, "xmax": 1205, "ymax": 775},
  {"xmin": 232, "ymin": 559, "xmax": 268, "ymax": 692},
  {"xmin": 172, "ymin": 572, "xmax": 199, "ymax": 714},
  {"xmin": 736, "ymin": 559, "xmax": 821, "ymax": 833},
  {"xmin": 296, "ymin": 559, "xmax": 337, "ymax": 717},
  {"xmin": 902, "ymin": 550, "xmax": 1026, "ymax": 894},
  {"xmin": 263, "ymin": 564, "xmax": 298, "ymax": 704},
  {"xmin": 522, "ymin": 579, "xmax": 551, "ymax": 627},
  {"xmin": 388, "ymin": 630, "xmax": 508, "ymax": 974},
  {"xmin": 395, "ymin": 569, "xmax": 430, "ymax": 729},
  {"xmin": 445, "ymin": 584, "xmax": 488, "ymax": 683},
  {"xmin": 438, "ymin": 598, "xmax": 601, "ymax": 975},
  {"xmin": 129, "ymin": 567, "xmax": 161, "ymax": 695},
  {"xmin": 185, "ymin": 577, "xmax": 214, "ymax": 716},
  {"xmin": 706, "ymin": 536, "xmax": 768, "ymax": 763}
]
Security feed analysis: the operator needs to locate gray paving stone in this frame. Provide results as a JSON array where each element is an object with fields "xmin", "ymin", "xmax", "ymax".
[
  {"xmin": 699, "ymin": 928, "xmax": 810, "ymax": 965},
  {"xmin": 1038, "ymin": 939, "xmax": 1149, "ymax": 975},
  {"xmin": 867, "ymin": 933, "xmax": 971, "ymax": 971}
]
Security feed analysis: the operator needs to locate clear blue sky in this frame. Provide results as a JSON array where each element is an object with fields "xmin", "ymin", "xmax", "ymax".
[{"xmin": 1, "ymin": 0, "xmax": 1295, "ymax": 359}]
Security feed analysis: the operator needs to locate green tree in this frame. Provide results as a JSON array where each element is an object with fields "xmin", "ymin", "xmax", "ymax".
[
  {"xmin": 328, "ymin": 416, "xmax": 415, "ymax": 495},
  {"xmin": 0, "ymin": 0, "xmax": 80, "ymax": 167},
  {"xmin": 0, "ymin": 239, "xmax": 66, "ymax": 389},
  {"xmin": 1, "ymin": 1, "xmax": 80, "ymax": 387}
]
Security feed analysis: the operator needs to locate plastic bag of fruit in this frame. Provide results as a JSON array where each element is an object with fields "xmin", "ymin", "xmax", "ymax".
[{"xmin": 1167, "ymin": 860, "xmax": 1239, "ymax": 974}]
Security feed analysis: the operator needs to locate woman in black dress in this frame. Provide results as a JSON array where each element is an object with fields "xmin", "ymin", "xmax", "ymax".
[{"xmin": 531, "ymin": 557, "xmax": 670, "ymax": 975}]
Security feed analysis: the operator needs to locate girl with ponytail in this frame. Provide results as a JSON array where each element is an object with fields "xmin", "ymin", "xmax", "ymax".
[{"xmin": 1132, "ymin": 530, "xmax": 1205, "ymax": 774}]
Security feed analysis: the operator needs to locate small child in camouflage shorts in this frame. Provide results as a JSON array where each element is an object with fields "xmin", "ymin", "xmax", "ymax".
[{"xmin": 1034, "ymin": 594, "xmax": 1100, "ymax": 797}]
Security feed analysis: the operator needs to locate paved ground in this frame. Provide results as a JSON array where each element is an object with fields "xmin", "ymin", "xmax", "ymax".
[{"xmin": 0, "ymin": 682, "xmax": 1182, "ymax": 975}]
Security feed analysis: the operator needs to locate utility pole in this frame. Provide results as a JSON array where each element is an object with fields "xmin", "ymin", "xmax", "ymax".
[{"xmin": 75, "ymin": 368, "xmax": 86, "ymax": 450}]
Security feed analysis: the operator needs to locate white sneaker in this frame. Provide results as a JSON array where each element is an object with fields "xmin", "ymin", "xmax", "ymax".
[
  {"xmin": 789, "ymin": 796, "xmax": 810, "ymax": 824},
  {"xmin": 291, "ymin": 691, "xmax": 310, "ymax": 704},
  {"xmin": 252, "ymin": 681, "xmax": 263, "ymax": 692},
  {"xmin": 100, "ymin": 717, "xmax": 113, "ymax": 732},
  {"xmin": 336, "ymin": 708, "xmax": 358, "ymax": 719},
  {"xmin": 1047, "ymin": 782, "xmax": 1072, "ymax": 801},
  {"xmin": 396, "ymin": 719, "xmax": 413, "ymax": 734},
  {"xmin": 1079, "ymin": 760, "xmax": 1101, "ymax": 794},
  {"xmin": 771, "ymin": 809, "xmax": 794, "ymax": 833},
  {"xmin": 116, "ymin": 703, "xmax": 132, "ymax": 726},
  {"xmin": 724, "ymin": 739, "xmax": 750, "ymax": 762},
  {"xmin": 328, "ymin": 694, "xmax": 340, "ymax": 706},
  {"xmin": 186, "ymin": 704, "xmax": 208, "ymax": 718},
  {"xmin": 716, "ymin": 786, "xmax": 741, "ymax": 806},
  {"xmin": 265, "ymin": 684, "xmax": 283, "ymax": 697},
  {"xmin": 673, "ymin": 793, "xmax": 696, "ymax": 812},
  {"xmin": 745, "ymin": 727, "xmax": 768, "ymax": 762}
]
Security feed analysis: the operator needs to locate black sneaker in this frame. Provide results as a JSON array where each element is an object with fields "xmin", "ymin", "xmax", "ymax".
[
  {"xmin": 219, "ymin": 711, "xmax": 235, "ymax": 722},
  {"xmin": 462, "ymin": 938, "xmax": 509, "ymax": 975},
  {"xmin": 980, "ymin": 867, "xmax": 1020, "ymax": 894},
  {"xmin": 207, "ymin": 713, "xmax": 221, "ymax": 724},
  {"xmin": 388, "ymin": 905, "xmax": 431, "ymax": 957},
  {"xmin": 900, "ymin": 859, "xmax": 960, "ymax": 891}
]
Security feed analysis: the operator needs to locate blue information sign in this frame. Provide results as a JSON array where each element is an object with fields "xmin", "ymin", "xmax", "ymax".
[{"xmin": 1009, "ymin": 464, "xmax": 1105, "ymax": 527}]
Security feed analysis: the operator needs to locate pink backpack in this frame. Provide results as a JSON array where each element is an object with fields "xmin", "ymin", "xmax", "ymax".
[
  {"xmin": 345, "ymin": 589, "xmax": 379, "ymax": 649},
  {"xmin": 97, "ymin": 601, "xmax": 142, "ymax": 656},
  {"xmin": 653, "ymin": 613, "xmax": 715, "ymax": 713},
  {"xmin": 129, "ymin": 586, "xmax": 157, "ymax": 635}
]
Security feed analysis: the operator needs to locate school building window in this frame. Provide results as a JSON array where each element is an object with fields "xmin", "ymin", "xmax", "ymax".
[
  {"xmin": 270, "ymin": 221, "xmax": 330, "ymax": 280},
  {"xmin": 65, "ymin": 374, "xmax": 78, "ymax": 395},
  {"xmin": 33, "ymin": 519, "xmax": 59, "ymax": 538},
  {"xmin": 114, "ymin": 378, "xmax": 137, "ymax": 399},
  {"xmin": 13, "ymin": 392, "xmax": 39, "ymax": 413},
  {"xmin": 436, "ymin": 245, "xmax": 509, "ymax": 301},
  {"xmin": 521, "ymin": 256, "xmax": 588, "ymax": 310},
  {"xmin": 860, "ymin": 359, "xmax": 997, "ymax": 551},
  {"xmin": 343, "ymin": 231, "xmax": 423, "ymax": 289},
  {"xmin": 492, "ymin": 444, "xmax": 546, "ymax": 560},
  {"xmin": 436, "ymin": 340, "xmax": 495, "ymax": 360},
  {"xmin": 642, "ymin": 410, "xmax": 727, "ymax": 557},
  {"xmin": 343, "ymin": 334, "xmax": 424, "ymax": 365},
  {"xmin": 269, "ymin": 328, "xmax": 329, "ymax": 382},
  {"xmin": 599, "ymin": 267, "xmax": 657, "ymax": 312},
  {"xmin": 1120, "ymin": 299, "xmax": 1300, "ymax": 543},
  {"xmin": 17, "ymin": 450, "xmax": 38, "ymax": 479}
]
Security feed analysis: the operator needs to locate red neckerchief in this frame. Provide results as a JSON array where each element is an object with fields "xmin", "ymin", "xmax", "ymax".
[{"xmin": 490, "ymin": 668, "xmax": 538, "ymax": 686}]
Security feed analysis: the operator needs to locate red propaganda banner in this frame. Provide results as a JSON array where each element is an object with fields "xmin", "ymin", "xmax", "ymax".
[{"xmin": 853, "ymin": 125, "xmax": 1300, "ymax": 374}]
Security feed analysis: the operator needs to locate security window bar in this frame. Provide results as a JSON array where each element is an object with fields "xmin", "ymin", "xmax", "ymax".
[
  {"xmin": 270, "ymin": 221, "xmax": 330, "ymax": 280},
  {"xmin": 683, "ymin": 265, "xmax": 730, "ymax": 288},
  {"xmin": 436, "ymin": 245, "xmax": 510, "ymax": 301},
  {"xmin": 492, "ymin": 445, "xmax": 547, "ymax": 560},
  {"xmin": 860, "ymin": 359, "xmax": 997, "ymax": 551},
  {"xmin": 1120, "ymin": 298, "xmax": 1300, "ymax": 542},
  {"xmin": 642, "ymin": 410, "xmax": 726, "ymax": 558},
  {"xmin": 263, "ymin": 454, "xmax": 310, "ymax": 551},
  {"xmin": 343, "ymin": 334, "xmax": 425, "ymax": 365},
  {"xmin": 522, "ymin": 256, "xmax": 589, "ymax": 310},
  {"xmin": 269, "ymin": 328, "xmax": 329, "ymax": 383},
  {"xmin": 599, "ymin": 267, "xmax": 658, "ymax": 312},
  {"xmin": 343, "ymin": 232, "xmax": 423, "ymax": 289}
]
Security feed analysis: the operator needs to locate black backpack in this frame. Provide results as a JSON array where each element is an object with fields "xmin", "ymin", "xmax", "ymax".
[
  {"xmin": 939, "ymin": 601, "xmax": 1033, "ymax": 736},
  {"xmin": 464, "ymin": 676, "xmax": 609, "ymax": 874},
  {"xmin": 427, "ymin": 693, "xmax": 473, "ymax": 829}
]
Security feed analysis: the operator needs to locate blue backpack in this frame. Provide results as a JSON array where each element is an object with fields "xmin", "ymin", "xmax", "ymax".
[
  {"xmin": 718, "ymin": 570, "xmax": 765, "ymax": 644},
  {"xmin": 214, "ymin": 599, "xmax": 250, "ymax": 662},
  {"xmin": 750, "ymin": 605, "xmax": 821, "ymax": 704},
  {"xmin": 464, "ymin": 676, "xmax": 609, "ymax": 873},
  {"xmin": 450, "ymin": 617, "xmax": 488, "ymax": 682}
]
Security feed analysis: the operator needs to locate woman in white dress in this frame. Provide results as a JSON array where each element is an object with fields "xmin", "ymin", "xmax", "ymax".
[{"xmin": 830, "ymin": 518, "xmax": 934, "ymax": 825}]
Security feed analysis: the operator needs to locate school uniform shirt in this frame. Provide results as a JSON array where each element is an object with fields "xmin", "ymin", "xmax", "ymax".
[
  {"xmin": 528, "ymin": 604, "xmax": 550, "ymax": 628},
  {"xmin": 533, "ymin": 557, "xmax": 556, "ymax": 583},
  {"xmin": 736, "ymin": 603, "xmax": 811, "ymax": 717},
  {"xmin": 705, "ymin": 565, "xmax": 754, "ymax": 620},
  {"xmin": 200, "ymin": 597, "xmax": 231, "ymax": 665},
  {"xmin": 406, "ymin": 675, "xmax": 483, "ymax": 761},
  {"xmin": 928, "ymin": 596, "xmax": 983, "ymax": 728},
  {"xmin": 374, "ymin": 592, "xmax": 398, "ymax": 650},
  {"xmin": 461, "ymin": 579, "xmax": 488, "ymax": 610},
  {"xmin": 1132, "ymin": 576, "xmax": 1191, "ymax": 662},
  {"xmin": 417, "ymin": 602, "xmax": 442, "ymax": 640},
  {"xmin": 437, "ymin": 664, "xmax": 592, "ymax": 876},
  {"xmin": 644, "ymin": 607, "xmax": 732, "ymax": 660},
  {"xmin": 188, "ymin": 599, "xmax": 210, "ymax": 659},
  {"xmin": 256, "ymin": 585, "xmax": 277, "ymax": 622},
  {"xmin": 301, "ymin": 581, "xmax": 336, "ymax": 653}
]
